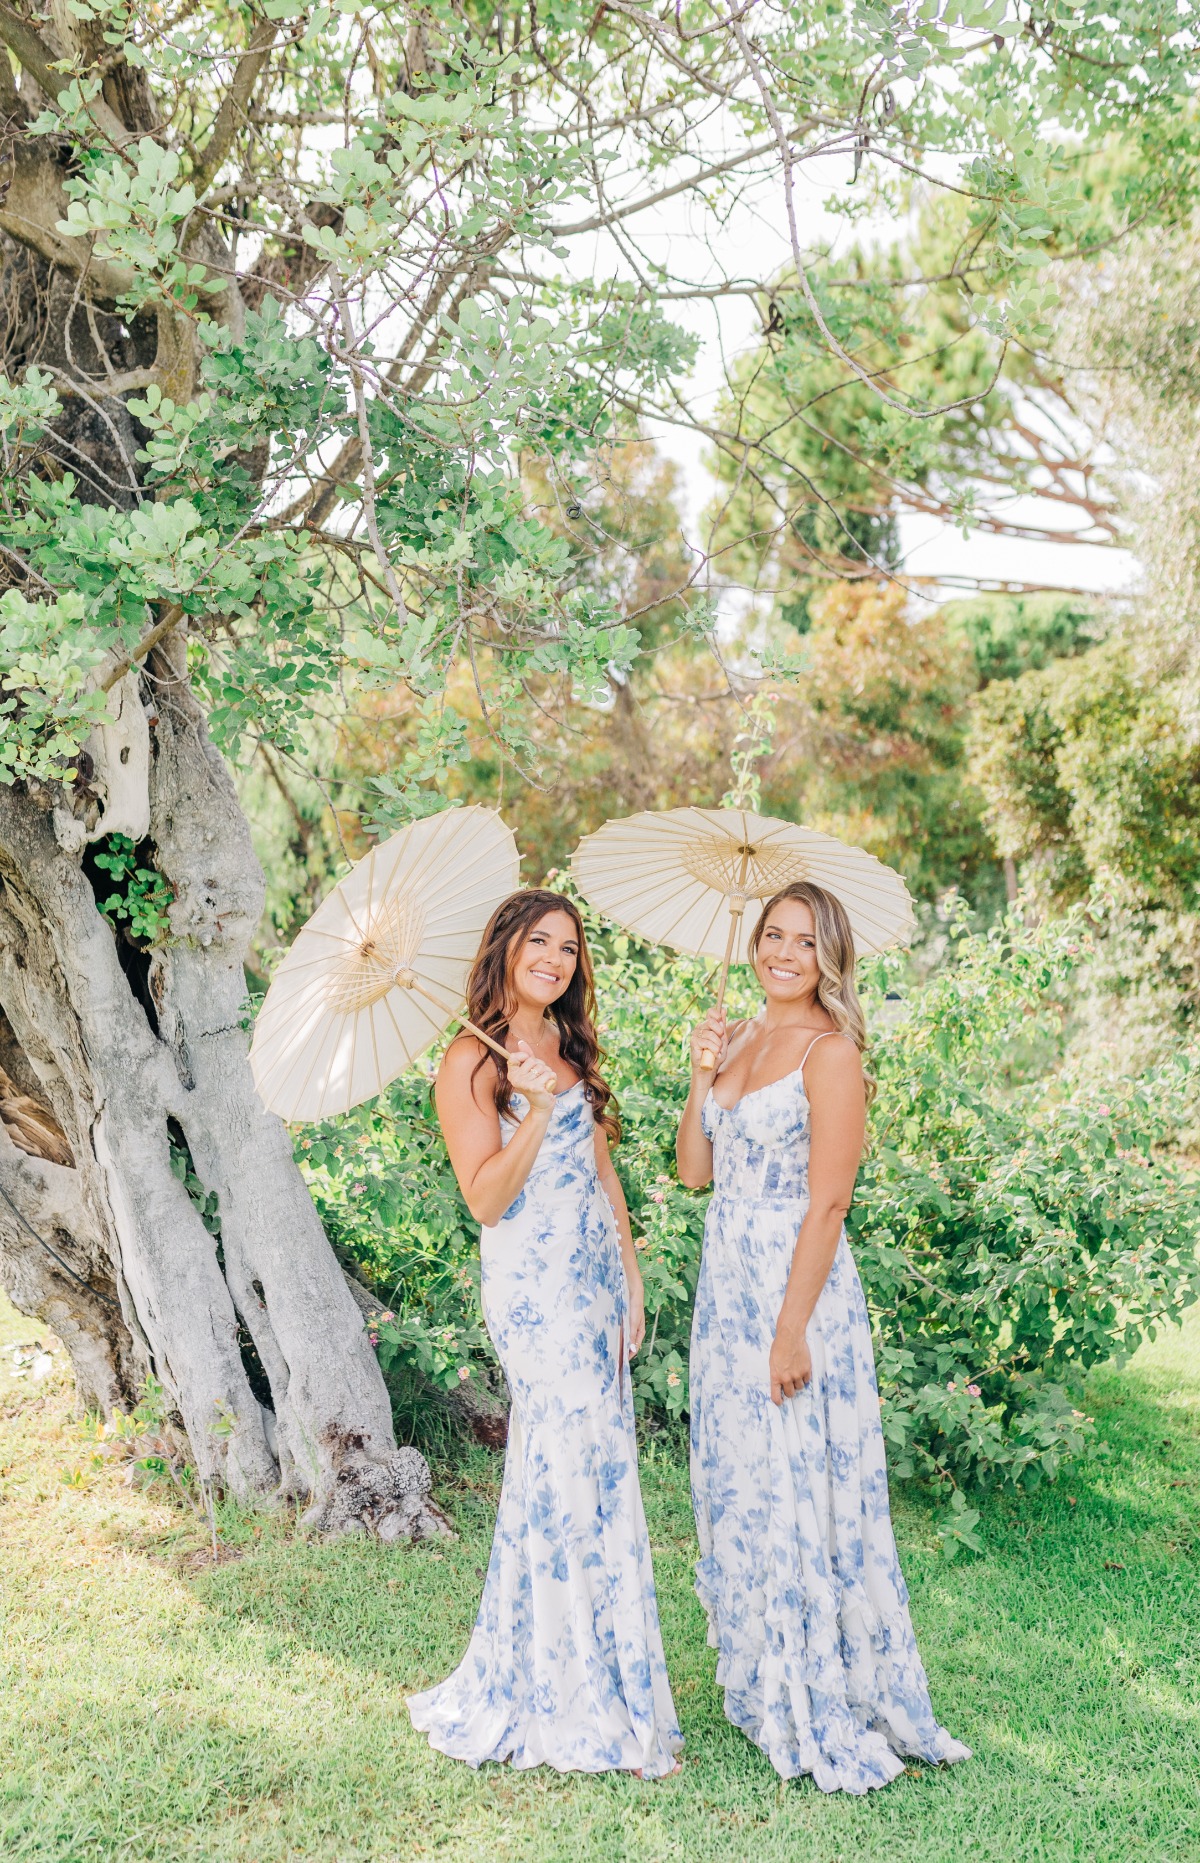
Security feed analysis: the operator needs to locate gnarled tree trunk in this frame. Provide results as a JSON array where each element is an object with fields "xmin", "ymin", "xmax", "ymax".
[
  {"xmin": 0, "ymin": 636, "xmax": 448, "ymax": 1536},
  {"xmin": 0, "ymin": 3, "xmax": 455, "ymax": 1535}
]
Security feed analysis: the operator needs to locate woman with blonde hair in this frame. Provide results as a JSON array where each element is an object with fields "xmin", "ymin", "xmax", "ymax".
[
  {"xmin": 677, "ymin": 880, "xmax": 968, "ymax": 1793},
  {"xmin": 409, "ymin": 889, "xmax": 681, "ymax": 1778}
]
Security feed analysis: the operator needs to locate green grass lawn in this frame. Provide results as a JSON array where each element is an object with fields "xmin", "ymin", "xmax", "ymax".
[{"xmin": 1, "ymin": 1294, "xmax": 1198, "ymax": 1863}]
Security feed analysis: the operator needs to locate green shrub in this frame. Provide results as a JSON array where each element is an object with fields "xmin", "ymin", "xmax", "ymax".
[
  {"xmin": 299, "ymin": 903, "xmax": 1200, "ymax": 1516},
  {"xmin": 854, "ymin": 907, "xmax": 1200, "ymax": 1498}
]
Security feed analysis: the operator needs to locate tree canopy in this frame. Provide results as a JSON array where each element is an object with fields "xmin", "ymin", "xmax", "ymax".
[{"xmin": 3, "ymin": 0, "xmax": 1199, "ymax": 804}]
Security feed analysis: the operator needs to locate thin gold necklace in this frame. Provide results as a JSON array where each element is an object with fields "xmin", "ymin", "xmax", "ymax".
[{"xmin": 513, "ymin": 1017, "xmax": 553, "ymax": 1053}]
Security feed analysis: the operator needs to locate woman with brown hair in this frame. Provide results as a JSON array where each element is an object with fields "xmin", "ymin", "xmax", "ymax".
[
  {"xmin": 677, "ymin": 881, "xmax": 968, "ymax": 1793},
  {"xmin": 408, "ymin": 889, "xmax": 681, "ymax": 1778}
]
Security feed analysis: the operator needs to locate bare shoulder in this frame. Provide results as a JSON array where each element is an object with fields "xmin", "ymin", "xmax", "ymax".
[
  {"xmin": 803, "ymin": 1031, "xmax": 863, "ymax": 1086},
  {"xmin": 436, "ymin": 1034, "xmax": 497, "ymax": 1106}
]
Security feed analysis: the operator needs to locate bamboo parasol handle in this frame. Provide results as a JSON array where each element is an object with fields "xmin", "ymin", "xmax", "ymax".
[
  {"xmin": 699, "ymin": 843, "xmax": 754, "ymax": 1071},
  {"xmin": 453, "ymin": 1010, "xmax": 512, "ymax": 1060},
  {"xmin": 392, "ymin": 970, "xmax": 511, "ymax": 1060},
  {"xmin": 699, "ymin": 900, "xmax": 745, "ymax": 1070}
]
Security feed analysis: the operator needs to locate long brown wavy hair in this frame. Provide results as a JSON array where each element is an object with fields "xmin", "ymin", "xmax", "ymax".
[
  {"xmin": 748, "ymin": 881, "xmax": 875, "ymax": 1105},
  {"xmin": 462, "ymin": 889, "xmax": 620, "ymax": 1140}
]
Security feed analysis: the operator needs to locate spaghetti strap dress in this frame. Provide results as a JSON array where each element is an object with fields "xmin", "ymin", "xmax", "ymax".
[
  {"xmin": 688, "ymin": 1034, "xmax": 970, "ymax": 1793},
  {"xmin": 408, "ymin": 1082, "xmax": 682, "ymax": 1777}
]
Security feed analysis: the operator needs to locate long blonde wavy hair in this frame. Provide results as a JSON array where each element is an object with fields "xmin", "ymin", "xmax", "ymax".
[{"xmin": 748, "ymin": 881, "xmax": 875, "ymax": 1103}]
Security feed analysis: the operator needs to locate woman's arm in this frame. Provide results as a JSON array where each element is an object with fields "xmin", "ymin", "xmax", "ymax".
[
  {"xmin": 435, "ymin": 1037, "xmax": 558, "ymax": 1227},
  {"xmin": 675, "ymin": 1005, "xmax": 728, "ymax": 1189},
  {"xmin": 768, "ymin": 1036, "xmax": 866, "ymax": 1406},
  {"xmin": 594, "ymin": 1126, "xmax": 645, "ymax": 1356}
]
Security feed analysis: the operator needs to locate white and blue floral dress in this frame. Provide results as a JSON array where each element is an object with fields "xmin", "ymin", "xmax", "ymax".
[
  {"xmin": 408, "ymin": 1082, "xmax": 682, "ymax": 1777},
  {"xmin": 690, "ymin": 1040, "xmax": 970, "ymax": 1792}
]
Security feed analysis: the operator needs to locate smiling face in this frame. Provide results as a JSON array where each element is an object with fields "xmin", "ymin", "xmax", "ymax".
[
  {"xmin": 752, "ymin": 896, "xmax": 821, "ymax": 1004},
  {"xmin": 510, "ymin": 909, "xmax": 580, "ymax": 1011}
]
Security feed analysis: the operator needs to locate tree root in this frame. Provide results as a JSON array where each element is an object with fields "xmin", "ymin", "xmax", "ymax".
[{"xmin": 305, "ymin": 1424, "xmax": 454, "ymax": 1541}]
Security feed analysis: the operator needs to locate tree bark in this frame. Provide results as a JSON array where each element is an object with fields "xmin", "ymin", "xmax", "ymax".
[
  {"xmin": 0, "ymin": 17, "xmax": 451, "ymax": 1535},
  {"xmin": 0, "ymin": 639, "xmax": 448, "ymax": 1535}
]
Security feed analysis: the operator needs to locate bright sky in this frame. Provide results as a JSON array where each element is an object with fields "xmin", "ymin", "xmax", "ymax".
[{"xmin": 561, "ymin": 147, "xmax": 1139, "ymax": 603}]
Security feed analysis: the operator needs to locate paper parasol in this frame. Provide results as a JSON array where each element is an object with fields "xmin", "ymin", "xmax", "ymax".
[
  {"xmin": 571, "ymin": 805, "xmax": 915, "ymax": 1066},
  {"xmin": 250, "ymin": 805, "xmax": 519, "ymax": 1121}
]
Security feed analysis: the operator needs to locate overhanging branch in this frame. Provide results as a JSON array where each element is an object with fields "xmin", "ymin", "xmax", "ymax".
[
  {"xmin": 0, "ymin": 3, "xmax": 128, "ymax": 146},
  {"xmin": 101, "ymin": 606, "xmax": 182, "ymax": 691},
  {"xmin": 191, "ymin": 19, "xmax": 279, "ymax": 196}
]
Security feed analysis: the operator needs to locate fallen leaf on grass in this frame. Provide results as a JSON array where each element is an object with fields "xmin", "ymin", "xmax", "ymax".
[{"xmin": 1103, "ymin": 1560, "xmax": 1126, "ymax": 1571}]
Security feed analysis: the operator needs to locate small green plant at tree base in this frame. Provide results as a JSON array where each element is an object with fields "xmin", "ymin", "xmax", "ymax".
[
  {"xmin": 92, "ymin": 835, "xmax": 174, "ymax": 944},
  {"xmin": 80, "ymin": 1373, "xmax": 198, "ymax": 1500},
  {"xmin": 299, "ymin": 898, "xmax": 1200, "ymax": 1555}
]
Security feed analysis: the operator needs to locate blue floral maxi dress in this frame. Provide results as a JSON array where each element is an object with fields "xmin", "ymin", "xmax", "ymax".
[
  {"xmin": 408, "ymin": 1083, "xmax": 682, "ymax": 1776},
  {"xmin": 689, "ymin": 1042, "xmax": 970, "ymax": 1793}
]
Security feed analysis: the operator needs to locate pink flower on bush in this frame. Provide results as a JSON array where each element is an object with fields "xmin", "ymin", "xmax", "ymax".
[
  {"xmin": 967, "ymin": 1383, "xmax": 981, "ymax": 1397},
  {"xmin": 946, "ymin": 1380, "xmax": 957, "ymax": 1392},
  {"xmin": 650, "ymin": 1190, "xmax": 665, "ymax": 1204},
  {"xmin": 667, "ymin": 1371, "xmax": 681, "ymax": 1388},
  {"xmin": 458, "ymin": 1366, "xmax": 471, "ymax": 1381},
  {"xmin": 380, "ymin": 1310, "xmax": 394, "ymax": 1323}
]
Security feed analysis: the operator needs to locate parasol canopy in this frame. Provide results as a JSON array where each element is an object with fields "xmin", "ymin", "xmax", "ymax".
[
  {"xmin": 571, "ymin": 805, "xmax": 915, "ymax": 1065},
  {"xmin": 250, "ymin": 805, "xmax": 519, "ymax": 1122}
]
